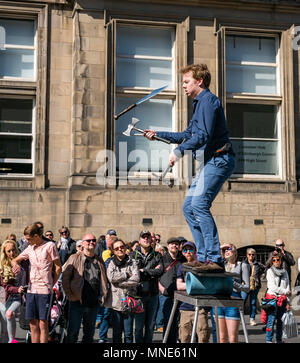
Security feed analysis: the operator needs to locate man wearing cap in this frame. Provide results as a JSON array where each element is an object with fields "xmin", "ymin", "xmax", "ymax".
[
  {"xmin": 176, "ymin": 241, "xmax": 210, "ymax": 342},
  {"xmin": 158, "ymin": 237, "xmax": 185, "ymax": 343},
  {"xmin": 130, "ymin": 230, "xmax": 163, "ymax": 343},
  {"xmin": 95, "ymin": 229, "xmax": 117, "ymax": 259}
]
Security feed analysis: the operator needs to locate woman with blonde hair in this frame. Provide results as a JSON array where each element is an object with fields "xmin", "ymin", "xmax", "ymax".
[
  {"xmin": 212, "ymin": 243, "xmax": 250, "ymax": 343},
  {"xmin": 0, "ymin": 239, "xmax": 27, "ymax": 343}
]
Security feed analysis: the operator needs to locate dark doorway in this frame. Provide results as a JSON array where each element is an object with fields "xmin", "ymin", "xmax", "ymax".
[{"xmin": 237, "ymin": 244, "xmax": 275, "ymax": 265}]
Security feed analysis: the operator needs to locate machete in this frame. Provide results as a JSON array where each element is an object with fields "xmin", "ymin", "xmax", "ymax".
[{"xmin": 114, "ymin": 85, "xmax": 167, "ymax": 120}]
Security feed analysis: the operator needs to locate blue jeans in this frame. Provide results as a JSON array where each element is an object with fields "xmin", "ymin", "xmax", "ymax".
[
  {"xmin": 266, "ymin": 305, "xmax": 286, "ymax": 343},
  {"xmin": 241, "ymin": 288, "xmax": 260, "ymax": 319},
  {"xmin": 182, "ymin": 154, "xmax": 235, "ymax": 263},
  {"xmin": 134, "ymin": 295, "xmax": 159, "ymax": 343},
  {"xmin": 155, "ymin": 295, "xmax": 164, "ymax": 329},
  {"xmin": 111, "ymin": 309, "xmax": 134, "ymax": 343},
  {"xmin": 66, "ymin": 301, "xmax": 98, "ymax": 343},
  {"xmin": 96, "ymin": 306, "xmax": 111, "ymax": 341},
  {"xmin": 160, "ymin": 295, "xmax": 179, "ymax": 343}
]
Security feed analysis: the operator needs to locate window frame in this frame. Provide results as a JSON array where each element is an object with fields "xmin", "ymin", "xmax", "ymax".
[
  {"xmin": 223, "ymin": 29, "xmax": 283, "ymax": 180},
  {"xmin": 0, "ymin": 1, "xmax": 47, "ymax": 184},
  {"xmin": 0, "ymin": 94, "xmax": 36, "ymax": 177},
  {"xmin": 109, "ymin": 18, "xmax": 182, "ymax": 182},
  {"xmin": 0, "ymin": 16, "xmax": 37, "ymax": 81}
]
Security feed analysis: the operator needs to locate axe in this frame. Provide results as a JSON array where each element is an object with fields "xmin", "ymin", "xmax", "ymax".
[
  {"xmin": 114, "ymin": 85, "xmax": 167, "ymax": 120},
  {"xmin": 152, "ymin": 164, "xmax": 173, "ymax": 182},
  {"xmin": 123, "ymin": 118, "xmax": 171, "ymax": 144}
]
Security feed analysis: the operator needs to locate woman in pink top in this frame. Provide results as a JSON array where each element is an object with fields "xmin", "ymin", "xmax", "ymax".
[{"xmin": 12, "ymin": 223, "xmax": 62, "ymax": 343}]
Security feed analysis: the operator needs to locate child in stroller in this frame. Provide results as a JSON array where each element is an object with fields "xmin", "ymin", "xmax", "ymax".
[{"xmin": 19, "ymin": 279, "xmax": 67, "ymax": 343}]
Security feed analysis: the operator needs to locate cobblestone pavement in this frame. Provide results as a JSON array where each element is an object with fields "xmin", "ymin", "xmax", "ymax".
[{"xmin": 10, "ymin": 313, "xmax": 300, "ymax": 344}]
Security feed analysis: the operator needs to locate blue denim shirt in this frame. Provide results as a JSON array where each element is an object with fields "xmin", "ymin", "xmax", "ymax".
[{"xmin": 156, "ymin": 88, "xmax": 231, "ymax": 162}]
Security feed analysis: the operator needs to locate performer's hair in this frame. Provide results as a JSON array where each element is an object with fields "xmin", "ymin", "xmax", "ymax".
[{"xmin": 180, "ymin": 64, "xmax": 211, "ymax": 88}]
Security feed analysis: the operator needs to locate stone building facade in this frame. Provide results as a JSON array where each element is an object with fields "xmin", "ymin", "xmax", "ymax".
[{"xmin": 0, "ymin": 0, "xmax": 300, "ymax": 282}]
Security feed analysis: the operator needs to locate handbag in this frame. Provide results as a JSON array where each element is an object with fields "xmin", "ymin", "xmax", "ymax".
[
  {"xmin": 121, "ymin": 296, "xmax": 144, "ymax": 315},
  {"xmin": 282, "ymin": 310, "xmax": 298, "ymax": 339}
]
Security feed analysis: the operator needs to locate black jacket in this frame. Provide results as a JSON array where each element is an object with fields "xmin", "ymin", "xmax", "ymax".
[
  {"xmin": 159, "ymin": 252, "xmax": 185, "ymax": 298},
  {"xmin": 95, "ymin": 240, "xmax": 106, "ymax": 259},
  {"xmin": 58, "ymin": 238, "xmax": 76, "ymax": 265},
  {"xmin": 130, "ymin": 246, "xmax": 163, "ymax": 297}
]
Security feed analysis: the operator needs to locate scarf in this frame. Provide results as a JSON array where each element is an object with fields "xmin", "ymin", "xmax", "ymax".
[
  {"xmin": 60, "ymin": 236, "xmax": 71, "ymax": 250},
  {"xmin": 271, "ymin": 265, "xmax": 285, "ymax": 277},
  {"xmin": 113, "ymin": 254, "xmax": 129, "ymax": 268}
]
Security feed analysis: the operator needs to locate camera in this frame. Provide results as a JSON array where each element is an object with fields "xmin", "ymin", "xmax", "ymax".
[
  {"xmin": 275, "ymin": 247, "xmax": 281, "ymax": 253},
  {"xmin": 23, "ymin": 285, "xmax": 28, "ymax": 293}
]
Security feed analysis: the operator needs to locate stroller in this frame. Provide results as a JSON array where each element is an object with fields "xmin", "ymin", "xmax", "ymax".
[{"xmin": 19, "ymin": 280, "xmax": 67, "ymax": 343}]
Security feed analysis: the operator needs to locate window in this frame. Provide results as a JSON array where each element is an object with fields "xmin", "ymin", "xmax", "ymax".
[
  {"xmin": 225, "ymin": 34, "xmax": 281, "ymax": 177},
  {"xmin": 0, "ymin": 17, "xmax": 36, "ymax": 176},
  {"xmin": 0, "ymin": 97, "xmax": 34, "ymax": 175},
  {"xmin": 115, "ymin": 24, "xmax": 175, "ymax": 174},
  {"xmin": 0, "ymin": 18, "xmax": 36, "ymax": 80}
]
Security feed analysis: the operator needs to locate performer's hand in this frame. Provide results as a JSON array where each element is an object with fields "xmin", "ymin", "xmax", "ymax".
[
  {"xmin": 169, "ymin": 151, "xmax": 178, "ymax": 167},
  {"xmin": 143, "ymin": 129, "xmax": 156, "ymax": 140}
]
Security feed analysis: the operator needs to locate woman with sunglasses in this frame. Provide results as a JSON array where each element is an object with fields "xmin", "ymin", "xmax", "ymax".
[
  {"xmin": 211, "ymin": 243, "xmax": 250, "ymax": 343},
  {"xmin": 240, "ymin": 248, "xmax": 265, "ymax": 326},
  {"xmin": 0, "ymin": 239, "xmax": 27, "ymax": 343},
  {"xmin": 264, "ymin": 252, "xmax": 290, "ymax": 343},
  {"xmin": 107, "ymin": 239, "xmax": 140, "ymax": 343}
]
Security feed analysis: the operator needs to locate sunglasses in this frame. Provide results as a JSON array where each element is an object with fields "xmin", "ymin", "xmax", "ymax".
[
  {"xmin": 273, "ymin": 258, "xmax": 281, "ymax": 262},
  {"xmin": 114, "ymin": 246, "xmax": 126, "ymax": 251},
  {"xmin": 45, "ymin": 234, "xmax": 53, "ymax": 237},
  {"xmin": 223, "ymin": 247, "xmax": 232, "ymax": 251},
  {"xmin": 183, "ymin": 248, "xmax": 194, "ymax": 253},
  {"xmin": 83, "ymin": 239, "xmax": 96, "ymax": 243},
  {"xmin": 247, "ymin": 253, "xmax": 255, "ymax": 256},
  {"xmin": 60, "ymin": 231, "xmax": 68, "ymax": 235},
  {"xmin": 276, "ymin": 244, "xmax": 284, "ymax": 247},
  {"xmin": 77, "ymin": 245, "xmax": 82, "ymax": 248}
]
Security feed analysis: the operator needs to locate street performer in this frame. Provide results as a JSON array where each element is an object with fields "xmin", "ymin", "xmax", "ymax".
[{"xmin": 144, "ymin": 64, "xmax": 235, "ymax": 272}]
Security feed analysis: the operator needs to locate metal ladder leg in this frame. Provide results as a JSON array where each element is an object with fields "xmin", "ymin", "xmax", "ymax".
[
  {"xmin": 239, "ymin": 309, "xmax": 249, "ymax": 343},
  {"xmin": 162, "ymin": 299, "xmax": 178, "ymax": 343},
  {"xmin": 190, "ymin": 307, "xmax": 199, "ymax": 343},
  {"xmin": 214, "ymin": 307, "xmax": 220, "ymax": 343}
]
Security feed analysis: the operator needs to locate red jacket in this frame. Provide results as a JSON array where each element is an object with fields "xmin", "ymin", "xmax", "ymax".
[{"xmin": 260, "ymin": 293, "xmax": 287, "ymax": 324}]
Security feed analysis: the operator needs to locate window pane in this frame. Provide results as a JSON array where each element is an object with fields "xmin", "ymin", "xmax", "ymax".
[
  {"xmin": 232, "ymin": 139, "xmax": 278, "ymax": 175},
  {"xmin": 0, "ymin": 48, "xmax": 34, "ymax": 78},
  {"xmin": 226, "ymin": 35, "xmax": 276, "ymax": 63},
  {"xmin": 0, "ymin": 18, "xmax": 35, "ymax": 46},
  {"xmin": 117, "ymin": 58, "xmax": 172, "ymax": 89},
  {"xmin": 0, "ymin": 98, "xmax": 33, "ymax": 133},
  {"xmin": 117, "ymin": 26, "xmax": 173, "ymax": 58},
  {"xmin": 116, "ymin": 97, "xmax": 173, "ymax": 171},
  {"xmin": 227, "ymin": 103, "xmax": 278, "ymax": 139},
  {"xmin": 0, "ymin": 135, "xmax": 32, "ymax": 159},
  {"xmin": 226, "ymin": 64, "xmax": 277, "ymax": 94},
  {"xmin": 0, "ymin": 162, "xmax": 32, "ymax": 175}
]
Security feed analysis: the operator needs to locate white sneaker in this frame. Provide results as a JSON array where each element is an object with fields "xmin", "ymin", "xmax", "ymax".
[{"xmin": 250, "ymin": 318, "xmax": 257, "ymax": 326}]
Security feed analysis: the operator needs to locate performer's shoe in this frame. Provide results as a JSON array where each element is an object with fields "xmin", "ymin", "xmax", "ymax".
[
  {"xmin": 194, "ymin": 260, "xmax": 225, "ymax": 273},
  {"xmin": 183, "ymin": 261, "xmax": 203, "ymax": 267}
]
